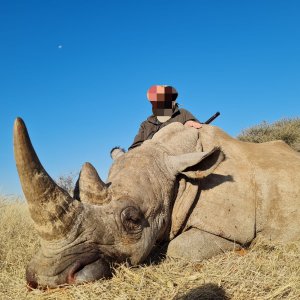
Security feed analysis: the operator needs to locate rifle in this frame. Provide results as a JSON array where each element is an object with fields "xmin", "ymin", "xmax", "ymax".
[{"xmin": 204, "ymin": 112, "xmax": 220, "ymax": 124}]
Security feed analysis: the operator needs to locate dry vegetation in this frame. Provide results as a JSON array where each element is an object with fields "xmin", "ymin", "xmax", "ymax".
[
  {"xmin": 0, "ymin": 196, "xmax": 300, "ymax": 300},
  {"xmin": 237, "ymin": 118, "xmax": 300, "ymax": 152},
  {"xmin": 56, "ymin": 172, "xmax": 79, "ymax": 197}
]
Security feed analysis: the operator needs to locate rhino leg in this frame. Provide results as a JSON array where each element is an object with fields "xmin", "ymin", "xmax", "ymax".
[{"xmin": 166, "ymin": 228, "xmax": 240, "ymax": 261}]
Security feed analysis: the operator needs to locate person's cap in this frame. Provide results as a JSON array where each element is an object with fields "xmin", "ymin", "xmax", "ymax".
[{"xmin": 147, "ymin": 85, "xmax": 178, "ymax": 102}]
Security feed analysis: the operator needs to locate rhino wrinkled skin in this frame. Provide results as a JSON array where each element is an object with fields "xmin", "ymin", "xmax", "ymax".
[{"xmin": 14, "ymin": 118, "xmax": 300, "ymax": 289}]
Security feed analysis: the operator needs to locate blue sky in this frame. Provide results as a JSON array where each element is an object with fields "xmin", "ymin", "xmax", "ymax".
[{"xmin": 1, "ymin": 0, "xmax": 300, "ymax": 195}]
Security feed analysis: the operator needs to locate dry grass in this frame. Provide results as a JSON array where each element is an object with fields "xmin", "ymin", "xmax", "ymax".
[
  {"xmin": 237, "ymin": 118, "xmax": 300, "ymax": 152},
  {"xmin": 1, "ymin": 196, "xmax": 300, "ymax": 300}
]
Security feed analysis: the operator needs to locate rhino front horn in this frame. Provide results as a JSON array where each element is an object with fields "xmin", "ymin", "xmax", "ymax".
[{"xmin": 13, "ymin": 118, "xmax": 82, "ymax": 240}]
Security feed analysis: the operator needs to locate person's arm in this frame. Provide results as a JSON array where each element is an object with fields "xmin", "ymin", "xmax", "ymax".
[
  {"xmin": 180, "ymin": 109, "xmax": 202, "ymax": 129},
  {"xmin": 180, "ymin": 108, "xmax": 200, "ymax": 123},
  {"xmin": 128, "ymin": 123, "xmax": 146, "ymax": 151}
]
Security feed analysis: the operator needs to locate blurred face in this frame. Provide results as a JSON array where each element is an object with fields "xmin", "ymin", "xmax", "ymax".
[
  {"xmin": 147, "ymin": 85, "xmax": 178, "ymax": 117},
  {"xmin": 151, "ymin": 100, "xmax": 174, "ymax": 116}
]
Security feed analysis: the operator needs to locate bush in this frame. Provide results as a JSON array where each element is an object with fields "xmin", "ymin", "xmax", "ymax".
[
  {"xmin": 56, "ymin": 172, "xmax": 79, "ymax": 196},
  {"xmin": 237, "ymin": 118, "xmax": 300, "ymax": 152}
]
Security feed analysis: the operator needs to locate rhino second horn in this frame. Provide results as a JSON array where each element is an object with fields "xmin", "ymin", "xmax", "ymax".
[
  {"xmin": 13, "ymin": 118, "xmax": 82, "ymax": 240},
  {"xmin": 75, "ymin": 162, "xmax": 110, "ymax": 205}
]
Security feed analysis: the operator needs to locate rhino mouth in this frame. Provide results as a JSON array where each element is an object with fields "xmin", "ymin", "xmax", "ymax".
[
  {"xmin": 26, "ymin": 254, "xmax": 113, "ymax": 290},
  {"xmin": 67, "ymin": 257, "xmax": 112, "ymax": 284}
]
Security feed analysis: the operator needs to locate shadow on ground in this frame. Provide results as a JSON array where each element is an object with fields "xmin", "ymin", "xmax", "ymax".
[{"xmin": 177, "ymin": 283, "xmax": 229, "ymax": 300}]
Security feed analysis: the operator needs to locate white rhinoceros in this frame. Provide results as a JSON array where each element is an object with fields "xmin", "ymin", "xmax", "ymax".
[{"xmin": 14, "ymin": 118, "xmax": 300, "ymax": 289}]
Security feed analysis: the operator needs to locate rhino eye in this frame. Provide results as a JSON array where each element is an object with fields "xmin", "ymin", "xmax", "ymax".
[{"xmin": 121, "ymin": 206, "xmax": 143, "ymax": 233}]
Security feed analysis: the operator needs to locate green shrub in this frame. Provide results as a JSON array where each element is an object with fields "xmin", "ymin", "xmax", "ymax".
[{"xmin": 237, "ymin": 118, "xmax": 300, "ymax": 152}]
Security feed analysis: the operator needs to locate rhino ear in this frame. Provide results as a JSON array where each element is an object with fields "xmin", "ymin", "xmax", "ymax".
[
  {"xmin": 110, "ymin": 146, "xmax": 126, "ymax": 160},
  {"xmin": 166, "ymin": 147, "xmax": 225, "ymax": 179}
]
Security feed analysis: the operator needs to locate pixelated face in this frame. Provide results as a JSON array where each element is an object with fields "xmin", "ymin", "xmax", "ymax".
[
  {"xmin": 152, "ymin": 107, "xmax": 173, "ymax": 117},
  {"xmin": 147, "ymin": 85, "xmax": 178, "ymax": 116}
]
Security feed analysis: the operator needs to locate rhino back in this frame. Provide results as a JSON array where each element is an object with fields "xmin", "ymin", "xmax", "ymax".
[{"xmin": 187, "ymin": 125, "xmax": 300, "ymax": 244}]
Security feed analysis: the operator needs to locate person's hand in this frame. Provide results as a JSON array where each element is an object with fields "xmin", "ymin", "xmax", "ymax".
[{"xmin": 184, "ymin": 120, "xmax": 202, "ymax": 129}]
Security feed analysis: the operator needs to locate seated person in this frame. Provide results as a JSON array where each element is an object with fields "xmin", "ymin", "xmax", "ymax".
[{"xmin": 128, "ymin": 85, "xmax": 202, "ymax": 150}]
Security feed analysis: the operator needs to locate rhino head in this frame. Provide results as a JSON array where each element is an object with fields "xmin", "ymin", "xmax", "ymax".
[{"xmin": 14, "ymin": 118, "xmax": 224, "ymax": 289}]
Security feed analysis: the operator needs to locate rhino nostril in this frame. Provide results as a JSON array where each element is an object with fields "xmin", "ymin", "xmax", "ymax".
[
  {"xmin": 26, "ymin": 280, "xmax": 38, "ymax": 290},
  {"xmin": 26, "ymin": 267, "xmax": 38, "ymax": 290}
]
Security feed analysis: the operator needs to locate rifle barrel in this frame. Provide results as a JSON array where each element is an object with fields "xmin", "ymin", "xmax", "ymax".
[{"xmin": 204, "ymin": 112, "xmax": 220, "ymax": 124}]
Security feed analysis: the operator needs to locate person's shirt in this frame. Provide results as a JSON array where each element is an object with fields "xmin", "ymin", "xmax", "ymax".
[{"xmin": 128, "ymin": 106, "xmax": 199, "ymax": 150}]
